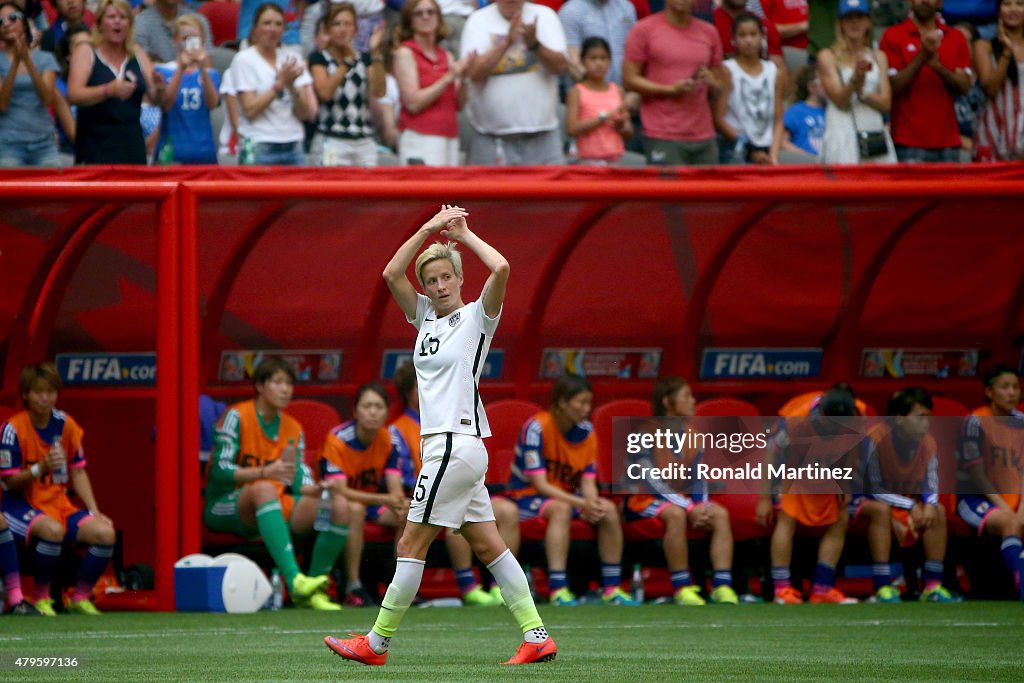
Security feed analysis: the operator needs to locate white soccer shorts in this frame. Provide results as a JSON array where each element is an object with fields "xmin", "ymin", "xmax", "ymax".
[{"xmin": 408, "ymin": 432, "xmax": 495, "ymax": 529}]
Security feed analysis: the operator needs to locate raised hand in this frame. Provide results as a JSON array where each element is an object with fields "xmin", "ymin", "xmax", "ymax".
[
  {"xmin": 425, "ymin": 204, "xmax": 468, "ymax": 233},
  {"xmin": 369, "ymin": 22, "xmax": 386, "ymax": 55},
  {"xmin": 507, "ymin": 12, "xmax": 524, "ymax": 44},
  {"xmin": 439, "ymin": 203, "xmax": 470, "ymax": 241},
  {"xmin": 279, "ymin": 55, "xmax": 303, "ymax": 87},
  {"xmin": 523, "ymin": 18, "xmax": 538, "ymax": 48}
]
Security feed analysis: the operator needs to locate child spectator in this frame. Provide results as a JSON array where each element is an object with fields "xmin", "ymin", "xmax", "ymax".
[
  {"xmin": 782, "ymin": 64, "xmax": 826, "ymax": 159},
  {"xmin": 717, "ymin": 14, "xmax": 783, "ymax": 164},
  {"xmin": 154, "ymin": 14, "xmax": 221, "ymax": 164},
  {"xmin": 565, "ymin": 36, "xmax": 632, "ymax": 165}
]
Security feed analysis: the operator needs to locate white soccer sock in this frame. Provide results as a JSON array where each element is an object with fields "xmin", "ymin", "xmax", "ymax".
[
  {"xmin": 487, "ymin": 549, "xmax": 531, "ymax": 606},
  {"xmin": 369, "ymin": 557, "xmax": 425, "ymax": 652},
  {"xmin": 487, "ymin": 549, "xmax": 544, "ymax": 639}
]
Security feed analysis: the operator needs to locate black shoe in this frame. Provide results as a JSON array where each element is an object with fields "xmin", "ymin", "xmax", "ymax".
[{"xmin": 10, "ymin": 600, "xmax": 41, "ymax": 616}]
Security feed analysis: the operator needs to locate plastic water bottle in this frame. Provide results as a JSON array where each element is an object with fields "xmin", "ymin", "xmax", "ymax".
[
  {"xmin": 286, "ymin": 438, "xmax": 303, "ymax": 496},
  {"xmin": 631, "ymin": 564, "xmax": 644, "ymax": 604},
  {"xmin": 270, "ymin": 570, "xmax": 283, "ymax": 610},
  {"xmin": 733, "ymin": 134, "xmax": 748, "ymax": 164},
  {"xmin": 314, "ymin": 487, "xmax": 331, "ymax": 532},
  {"xmin": 50, "ymin": 436, "xmax": 68, "ymax": 484},
  {"xmin": 158, "ymin": 135, "xmax": 174, "ymax": 165},
  {"xmin": 239, "ymin": 137, "xmax": 255, "ymax": 165}
]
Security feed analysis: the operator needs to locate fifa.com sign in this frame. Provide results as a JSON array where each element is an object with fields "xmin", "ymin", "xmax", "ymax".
[
  {"xmin": 700, "ymin": 349, "xmax": 823, "ymax": 379},
  {"xmin": 56, "ymin": 353, "xmax": 157, "ymax": 386}
]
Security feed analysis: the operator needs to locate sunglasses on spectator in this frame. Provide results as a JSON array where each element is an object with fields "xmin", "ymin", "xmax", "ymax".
[
  {"xmin": 412, "ymin": 8, "xmax": 437, "ymax": 17},
  {"xmin": 2, "ymin": 11, "xmax": 24, "ymax": 24}
]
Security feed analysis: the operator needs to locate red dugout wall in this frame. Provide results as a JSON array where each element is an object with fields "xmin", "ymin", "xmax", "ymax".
[{"xmin": 2, "ymin": 165, "xmax": 1023, "ymax": 610}]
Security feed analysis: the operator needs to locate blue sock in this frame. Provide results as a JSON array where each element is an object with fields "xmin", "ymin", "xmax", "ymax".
[
  {"xmin": 600, "ymin": 563, "xmax": 621, "ymax": 591},
  {"xmin": 922, "ymin": 560, "xmax": 943, "ymax": 588},
  {"xmin": 712, "ymin": 570, "xmax": 732, "ymax": 588},
  {"xmin": 33, "ymin": 540, "xmax": 63, "ymax": 600},
  {"xmin": 454, "ymin": 567, "xmax": 477, "ymax": 595},
  {"xmin": 872, "ymin": 562, "xmax": 892, "ymax": 591},
  {"xmin": 548, "ymin": 570, "xmax": 568, "ymax": 592},
  {"xmin": 1000, "ymin": 536, "xmax": 1022, "ymax": 581},
  {"xmin": 74, "ymin": 544, "xmax": 114, "ymax": 602},
  {"xmin": 812, "ymin": 562, "xmax": 836, "ymax": 592},
  {"xmin": 670, "ymin": 569, "xmax": 692, "ymax": 591},
  {"xmin": 0, "ymin": 528, "xmax": 24, "ymax": 605},
  {"xmin": 771, "ymin": 566, "xmax": 791, "ymax": 591}
]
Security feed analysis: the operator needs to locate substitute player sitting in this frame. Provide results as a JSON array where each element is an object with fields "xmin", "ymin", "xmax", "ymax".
[
  {"xmin": 957, "ymin": 364, "xmax": 1024, "ymax": 597},
  {"xmin": 757, "ymin": 389, "xmax": 859, "ymax": 604},
  {"xmin": 852, "ymin": 387, "xmax": 954, "ymax": 602},
  {"xmin": 205, "ymin": 357, "xmax": 343, "ymax": 610},
  {"xmin": 0, "ymin": 362, "xmax": 116, "ymax": 616},
  {"xmin": 325, "ymin": 204, "xmax": 556, "ymax": 666},
  {"xmin": 622, "ymin": 376, "xmax": 737, "ymax": 605},
  {"xmin": 507, "ymin": 373, "xmax": 638, "ymax": 606},
  {"xmin": 321, "ymin": 382, "xmax": 409, "ymax": 607}
]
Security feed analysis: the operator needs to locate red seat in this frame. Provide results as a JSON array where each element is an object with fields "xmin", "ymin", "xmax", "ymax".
[
  {"xmin": 929, "ymin": 396, "xmax": 970, "ymax": 535},
  {"xmin": 0, "ymin": 405, "xmax": 14, "ymax": 423},
  {"xmin": 695, "ymin": 397, "xmax": 761, "ymax": 417},
  {"xmin": 286, "ymin": 399, "xmax": 341, "ymax": 469},
  {"xmin": 198, "ymin": 1, "xmax": 241, "ymax": 46},
  {"xmin": 590, "ymin": 398, "xmax": 650, "ymax": 486},
  {"xmin": 930, "ymin": 396, "xmax": 969, "ymax": 417},
  {"xmin": 484, "ymin": 399, "xmax": 543, "ymax": 485}
]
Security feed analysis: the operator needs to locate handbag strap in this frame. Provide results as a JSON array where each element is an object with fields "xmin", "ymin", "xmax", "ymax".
[{"xmin": 836, "ymin": 63, "xmax": 865, "ymax": 137}]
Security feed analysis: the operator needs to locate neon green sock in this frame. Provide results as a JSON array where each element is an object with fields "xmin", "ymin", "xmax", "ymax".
[
  {"xmin": 488, "ymin": 550, "xmax": 543, "ymax": 632},
  {"xmin": 371, "ymin": 558, "xmax": 424, "ymax": 638},
  {"xmin": 507, "ymin": 593, "xmax": 543, "ymax": 633},
  {"xmin": 255, "ymin": 500, "xmax": 300, "ymax": 589},
  {"xmin": 308, "ymin": 524, "xmax": 348, "ymax": 577}
]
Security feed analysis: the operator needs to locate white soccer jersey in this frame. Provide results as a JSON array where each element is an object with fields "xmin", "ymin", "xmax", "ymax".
[{"xmin": 410, "ymin": 293, "xmax": 500, "ymax": 438}]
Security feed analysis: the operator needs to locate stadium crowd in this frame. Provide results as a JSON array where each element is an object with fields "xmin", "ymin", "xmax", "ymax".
[
  {"xmin": 0, "ymin": 0, "xmax": 1019, "ymax": 167},
  {"xmin": 1, "ymin": 358, "xmax": 1022, "ymax": 615}
]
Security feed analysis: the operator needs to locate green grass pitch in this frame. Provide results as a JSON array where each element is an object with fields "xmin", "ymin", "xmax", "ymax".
[{"xmin": 1, "ymin": 603, "xmax": 1022, "ymax": 682}]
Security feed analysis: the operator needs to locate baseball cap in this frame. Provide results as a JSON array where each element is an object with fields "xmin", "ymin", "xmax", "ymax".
[{"xmin": 838, "ymin": 0, "xmax": 869, "ymax": 17}]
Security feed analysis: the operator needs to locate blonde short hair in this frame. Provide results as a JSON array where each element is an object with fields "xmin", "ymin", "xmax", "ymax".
[
  {"xmin": 174, "ymin": 14, "xmax": 207, "ymax": 42},
  {"xmin": 415, "ymin": 242, "xmax": 463, "ymax": 287},
  {"xmin": 92, "ymin": 0, "xmax": 136, "ymax": 53}
]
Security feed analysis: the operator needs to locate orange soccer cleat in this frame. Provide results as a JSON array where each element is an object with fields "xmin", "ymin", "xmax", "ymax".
[
  {"xmin": 503, "ymin": 637, "xmax": 558, "ymax": 665},
  {"xmin": 773, "ymin": 586, "xmax": 804, "ymax": 605},
  {"xmin": 809, "ymin": 587, "xmax": 858, "ymax": 605},
  {"xmin": 324, "ymin": 633, "xmax": 387, "ymax": 666}
]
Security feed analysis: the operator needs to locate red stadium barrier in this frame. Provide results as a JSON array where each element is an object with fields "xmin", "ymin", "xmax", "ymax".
[{"xmin": 3, "ymin": 165, "xmax": 1024, "ymax": 610}]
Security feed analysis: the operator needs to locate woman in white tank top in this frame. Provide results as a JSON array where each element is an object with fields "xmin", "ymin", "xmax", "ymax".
[{"xmin": 815, "ymin": 2, "xmax": 896, "ymax": 164}]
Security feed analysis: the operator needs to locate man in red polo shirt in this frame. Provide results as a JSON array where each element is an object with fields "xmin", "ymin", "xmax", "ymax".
[{"xmin": 880, "ymin": 0, "xmax": 972, "ymax": 162}]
